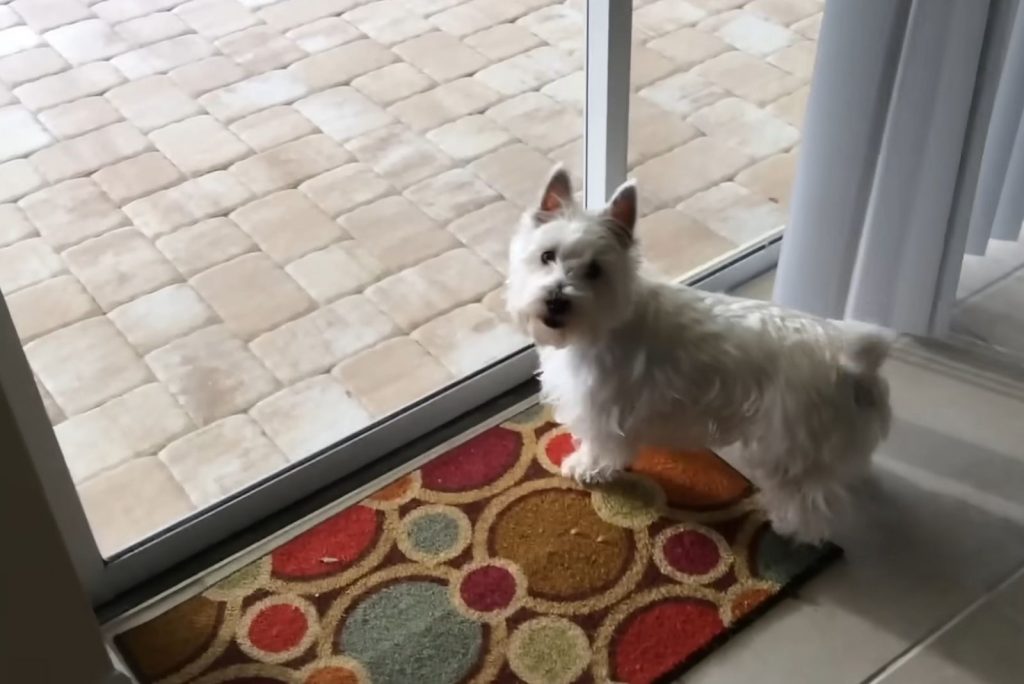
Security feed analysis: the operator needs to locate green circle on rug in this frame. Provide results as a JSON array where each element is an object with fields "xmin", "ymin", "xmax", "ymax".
[
  {"xmin": 338, "ymin": 581, "xmax": 482, "ymax": 683},
  {"xmin": 408, "ymin": 512, "xmax": 460, "ymax": 555}
]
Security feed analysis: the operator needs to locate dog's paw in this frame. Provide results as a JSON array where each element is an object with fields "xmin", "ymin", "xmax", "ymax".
[{"xmin": 560, "ymin": 450, "xmax": 622, "ymax": 485}]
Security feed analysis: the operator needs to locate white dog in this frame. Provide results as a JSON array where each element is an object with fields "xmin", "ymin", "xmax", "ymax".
[{"xmin": 506, "ymin": 168, "xmax": 893, "ymax": 544}]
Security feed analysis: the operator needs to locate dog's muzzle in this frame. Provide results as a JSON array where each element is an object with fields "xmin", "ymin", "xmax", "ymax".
[{"xmin": 543, "ymin": 294, "xmax": 571, "ymax": 329}]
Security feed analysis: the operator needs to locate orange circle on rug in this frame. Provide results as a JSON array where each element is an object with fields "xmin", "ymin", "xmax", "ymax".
[
  {"xmin": 729, "ymin": 586, "xmax": 774, "ymax": 622},
  {"xmin": 491, "ymin": 489, "xmax": 631, "ymax": 598},
  {"xmin": 632, "ymin": 447, "xmax": 752, "ymax": 509},
  {"xmin": 305, "ymin": 666, "xmax": 361, "ymax": 684}
]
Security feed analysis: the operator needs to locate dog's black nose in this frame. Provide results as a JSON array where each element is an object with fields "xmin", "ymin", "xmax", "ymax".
[{"xmin": 545, "ymin": 296, "xmax": 571, "ymax": 316}]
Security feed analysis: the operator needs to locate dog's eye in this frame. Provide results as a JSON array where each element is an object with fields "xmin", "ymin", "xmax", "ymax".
[
  {"xmin": 585, "ymin": 261, "xmax": 602, "ymax": 280},
  {"xmin": 540, "ymin": 250, "xmax": 556, "ymax": 265}
]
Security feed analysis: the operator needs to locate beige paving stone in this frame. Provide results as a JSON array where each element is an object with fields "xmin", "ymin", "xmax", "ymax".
[
  {"xmin": 696, "ymin": 8, "xmax": 744, "ymax": 32},
  {"xmin": 115, "ymin": 11, "xmax": 191, "ymax": 47},
  {"xmin": 288, "ymin": 39, "xmax": 396, "ymax": 91},
  {"xmin": 344, "ymin": 1, "xmax": 432, "ymax": 45},
  {"xmin": 0, "ymin": 6, "xmax": 16, "ymax": 30},
  {"xmin": 639, "ymin": 71, "xmax": 727, "ymax": 118},
  {"xmin": 447, "ymin": 200, "xmax": 522, "ymax": 275},
  {"xmin": 792, "ymin": 12, "xmax": 822, "ymax": 40},
  {"xmin": 734, "ymin": 150, "xmax": 798, "ymax": 205},
  {"xmin": 155, "ymin": 216, "xmax": 255, "ymax": 276},
  {"xmin": 299, "ymin": 163, "xmax": 394, "ymax": 217},
  {"xmin": 350, "ymin": 62, "xmax": 436, "ymax": 108},
  {"xmin": 45, "ymin": 18, "xmax": 131, "ymax": 65},
  {"xmin": 411, "ymin": 303, "xmax": 527, "ymax": 376},
  {"xmin": 30, "ymin": 121, "xmax": 150, "ymax": 182},
  {"xmin": 106, "ymin": 74, "xmax": 201, "ymax": 131},
  {"xmin": 294, "ymin": 86, "xmax": 394, "ymax": 142},
  {"xmin": 200, "ymin": 69, "xmax": 308, "ymax": 123},
  {"xmin": 229, "ymin": 105, "xmax": 316, "ymax": 152},
  {"xmin": 516, "ymin": 5, "xmax": 582, "ymax": 53},
  {"xmin": 0, "ymin": 83, "xmax": 12, "ymax": 106},
  {"xmin": 0, "ymin": 238, "xmax": 63, "ymax": 293},
  {"xmin": 38, "ymin": 96, "xmax": 122, "ymax": 139},
  {"xmin": 7, "ymin": 274, "xmax": 98, "ymax": 341},
  {"xmin": 20, "ymin": 177, "xmax": 128, "ymax": 249},
  {"xmin": 474, "ymin": 45, "xmax": 574, "ymax": 96},
  {"xmin": 214, "ymin": 24, "xmax": 304, "ymax": 73},
  {"xmin": 366, "ymin": 247, "xmax": 502, "ymax": 330},
  {"xmin": 231, "ymin": 189, "xmax": 346, "ymax": 263},
  {"xmin": 403, "ymin": 168, "xmax": 499, "ymax": 223},
  {"xmin": 486, "ymin": 92, "xmax": 579, "ymax": 151},
  {"xmin": 715, "ymin": 12, "xmax": 796, "ymax": 56},
  {"xmin": 767, "ymin": 84, "xmax": 809, "ymax": 128},
  {"xmin": 464, "ymin": 22, "xmax": 542, "ymax": 61},
  {"xmin": 389, "ymin": 77, "xmax": 501, "ymax": 132},
  {"xmin": 347, "ymin": 124, "xmax": 453, "ymax": 189},
  {"xmin": 340, "ymin": 195, "xmax": 458, "ymax": 272},
  {"xmin": 150, "ymin": 115, "xmax": 251, "ymax": 176},
  {"xmin": 55, "ymin": 383, "xmax": 193, "ymax": 483},
  {"xmin": 286, "ymin": 241, "xmax": 385, "ymax": 303},
  {"xmin": 230, "ymin": 134, "xmax": 351, "ymax": 195},
  {"xmin": 633, "ymin": 136, "xmax": 752, "ymax": 210},
  {"xmin": 174, "ymin": 0, "xmax": 258, "ymax": 39},
  {"xmin": 64, "ymin": 227, "xmax": 180, "ymax": 310},
  {"xmin": 0, "ymin": 203, "xmax": 34, "ymax": 247},
  {"xmin": 678, "ymin": 181, "xmax": 787, "ymax": 244},
  {"xmin": 692, "ymin": 50, "xmax": 801, "ymax": 105},
  {"xmin": 746, "ymin": 0, "xmax": 822, "ymax": 25},
  {"xmin": 191, "ymin": 253, "xmax": 312, "ymax": 339},
  {"xmin": 94, "ymin": 0, "xmax": 182, "ymax": 23},
  {"xmin": 168, "ymin": 55, "xmax": 247, "ymax": 96},
  {"xmin": 768, "ymin": 40, "xmax": 817, "ymax": 79},
  {"xmin": 636, "ymin": 208, "xmax": 737, "ymax": 280},
  {"xmin": 111, "ymin": 34, "xmax": 216, "ymax": 79},
  {"xmin": 470, "ymin": 143, "xmax": 552, "ymax": 208},
  {"xmin": 257, "ymin": 0, "xmax": 358, "ymax": 32},
  {"xmin": 429, "ymin": 1, "xmax": 506, "ymax": 36},
  {"xmin": 13, "ymin": 62, "xmax": 123, "ymax": 110},
  {"xmin": 631, "ymin": 44, "xmax": 677, "ymax": 89},
  {"xmin": 250, "ymin": 375, "xmax": 370, "ymax": 461},
  {"xmin": 0, "ymin": 106, "xmax": 53, "ymax": 162},
  {"xmin": 426, "ymin": 114, "xmax": 512, "ymax": 162},
  {"xmin": 394, "ymin": 31, "xmax": 489, "ymax": 82},
  {"xmin": 690, "ymin": 96, "xmax": 799, "ymax": 158},
  {"xmin": 0, "ymin": 47, "xmax": 68, "ymax": 87},
  {"xmin": 35, "ymin": 374, "xmax": 65, "ymax": 424},
  {"xmin": 124, "ymin": 170, "xmax": 253, "ymax": 237},
  {"xmin": 159, "ymin": 415, "xmax": 288, "ymax": 506},
  {"xmin": 0, "ymin": 159, "xmax": 45, "ymax": 202},
  {"xmin": 405, "ymin": 0, "xmax": 466, "ymax": 13},
  {"xmin": 78, "ymin": 457, "xmax": 194, "ymax": 556},
  {"xmin": 146, "ymin": 325, "xmax": 279, "ymax": 425},
  {"xmin": 539, "ymin": 70, "xmax": 584, "ymax": 110},
  {"xmin": 0, "ymin": 26, "xmax": 40, "ymax": 58},
  {"xmin": 26, "ymin": 316, "xmax": 151, "ymax": 415},
  {"xmin": 92, "ymin": 151, "xmax": 182, "ymax": 203},
  {"xmin": 285, "ymin": 17, "xmax": 361, "ymax": 53},
  {"xmin": 250, "ymin": 294, "xmax": 398, "ymax": 383},
  {"xmin": 109, "ymin": 283, "xmax": 218, "ymax": 353},
  {"xmin": 11, "ymin": 0, "xmax": 92, "ymax": 32},
  {"xmin": 333, "ymin": 336, "xmax": 452, "ymax": 417},
  {"xmin": 628, "ymin": 98, "xmax": 700, "ymax": 167},
  {"xmin": 633, "ymin": 0, "xmax": 706, "ymax": 40},
  {"xmin": 648, "ymin": 27, "xmax": 729, "ymax": 69},
  {"xmin": 481, "ymin": 286, "xmax": 510, "ymax": 321}
]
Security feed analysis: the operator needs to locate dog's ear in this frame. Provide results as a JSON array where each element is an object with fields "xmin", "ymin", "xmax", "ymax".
[
  {"xmin": 603, "ymin": 179, "xmax": 637, "ymax": 243},
  {"xmin": 534, "ymin": 166, "xmax": 573, "ymax": 224}
]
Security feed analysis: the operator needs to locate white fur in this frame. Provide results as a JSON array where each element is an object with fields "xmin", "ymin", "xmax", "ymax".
[{"xmin": 506, "ymin": 170, "xmax": 893, "ymax": 544}]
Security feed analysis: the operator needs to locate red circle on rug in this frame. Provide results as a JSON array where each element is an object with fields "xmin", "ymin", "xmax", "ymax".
[
  {"xmin": 662, "ymin": 530, "xmax": 720, "ymax": 575},
  {"xmin": 272, "ymin": 506, "xmax": 379, "ymax": 578},
  {"xmin": 459, "ymin": 565, "xmax": 517, "ymax": 612},
  {"xmin": 613, "ymin": 599, "xmax": 723, "ymax": 683},
  {"xmin": 544, "ymin": 432, "xmax": 575, "ymax": 468},
  {"xmin": 421, "ymin": 428, "xmax": 522, "ymax": 492},
  {"xmin": 248, "ymin": 603, "xmax": 308, "ymax": 653}
]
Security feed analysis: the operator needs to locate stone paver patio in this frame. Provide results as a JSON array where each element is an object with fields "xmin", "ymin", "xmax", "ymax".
[{"xmin": 0, "ymin": 0, "xmax": 819, "ymax": 555}]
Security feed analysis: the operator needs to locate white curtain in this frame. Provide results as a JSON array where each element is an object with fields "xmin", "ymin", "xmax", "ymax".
[{"xmin": 774, "ymin": 0, "xmax": 1024, "ymax": 335}]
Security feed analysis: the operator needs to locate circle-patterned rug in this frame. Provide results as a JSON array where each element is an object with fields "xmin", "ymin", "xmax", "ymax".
[{"xmin": 113, "ymin": 404, "xmax": 839, "ymax": 684}]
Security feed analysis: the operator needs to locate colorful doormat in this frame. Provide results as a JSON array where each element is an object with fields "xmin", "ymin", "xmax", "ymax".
[{"xmin": 114, "ymin": 404, "xmax": 839, "ymax": 684}]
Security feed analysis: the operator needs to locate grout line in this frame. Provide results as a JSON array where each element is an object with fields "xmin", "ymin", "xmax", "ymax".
[{"xmin": 860, "ymin": 562, "xmax": 1024, "ymax": 683}]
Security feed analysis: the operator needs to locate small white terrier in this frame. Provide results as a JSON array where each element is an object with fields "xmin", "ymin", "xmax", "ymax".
[{"xmin": 506, "ymin": 168, "xmax": 893, "ymax": 544}]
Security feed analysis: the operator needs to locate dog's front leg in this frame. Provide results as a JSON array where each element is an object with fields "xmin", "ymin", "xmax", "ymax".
[{"xmin": 560, "ymin": 431, "xmax": 633, "ymax": 485}]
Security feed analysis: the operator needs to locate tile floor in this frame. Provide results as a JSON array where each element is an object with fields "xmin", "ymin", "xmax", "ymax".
[{"xmin": 0, "ymin": 0, "xmax": 818, "ymax": 555}]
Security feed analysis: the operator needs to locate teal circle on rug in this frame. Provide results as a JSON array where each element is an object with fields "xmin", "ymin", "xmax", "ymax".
[
  {"xmin": 338, "ymin": 580, "xmax": 483, "ymax": 683},
  {"xmin": 755, "ymin": 527, "xmax": 822, "ymax": 584},
  {"xmin": 408, "ymin": 512, "xmax": 460, "ymax": 555}
]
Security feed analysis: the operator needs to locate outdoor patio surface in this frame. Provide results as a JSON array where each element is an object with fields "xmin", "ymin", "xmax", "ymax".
[{"xmin": 0, "ymin": 0, "xmax": 820, "ymax": 554}]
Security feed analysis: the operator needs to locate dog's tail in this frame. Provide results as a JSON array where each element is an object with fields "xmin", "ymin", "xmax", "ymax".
[{"xmin": 838, "ymin": 323, "xmax": 894, "ymax": 439}]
